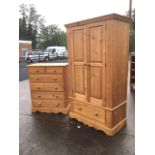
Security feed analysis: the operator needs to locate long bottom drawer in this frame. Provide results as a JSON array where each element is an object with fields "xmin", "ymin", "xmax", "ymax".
[
  {"xmin": 32, "ymin": 99, "xmax": 65, "ymax": 108},
  {"xmin": 71, "ymin": 100, "xmax": 105, "ymax": 124}
]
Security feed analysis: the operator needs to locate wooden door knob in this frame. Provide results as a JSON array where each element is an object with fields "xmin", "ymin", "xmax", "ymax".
[
  {"xmin": 38, "ymin": 95, "xmax": 41, "ymax": 98},
  {"xmin": 37, "ymin": 87, "xmax": 40, "ymax": 90},
  {"xmin": 55, "ymin": 87, "xmax": 58, "ymax": 90}
]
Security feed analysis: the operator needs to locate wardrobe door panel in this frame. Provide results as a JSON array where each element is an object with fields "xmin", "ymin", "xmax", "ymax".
[
  {"xmin": 71, "ymin": 27, "xmax": 87, "ymax": 102},
  {"xmin": 87, "ymin": 25, "xmax": 105, "ymax": 106}
]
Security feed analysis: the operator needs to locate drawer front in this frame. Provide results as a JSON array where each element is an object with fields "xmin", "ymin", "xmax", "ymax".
[
  {"xmin": 32, "ymin": 92, "xmax": 64, "ymax": 100},
  {"xmin": 32, "ymin": 99, "xmax": 65, "ymax": 108},
  {"xmin": 29, "ymin": 74, "xmax": 63, "ymax": 83},
  {"xmin": 46, "ymin": 67, "xmax": 63, "ymax": 74},
  {"xmin": 72, "ymin": 101, "xmax": 105, "ymax": 124},
  {"xmin": 87, "ymin": 106, "xmax": 105, "ymax": 124},
  {"xmin": 31, "ymin": 83, "xmax": 64, "ymax": 91},
  {"xmin": 72, "ymin": 101, "xmax": 86, "ymax": 115},
  {"xmin": 28, "ymin": 67, "xmax": 45, "ymax": 74}
]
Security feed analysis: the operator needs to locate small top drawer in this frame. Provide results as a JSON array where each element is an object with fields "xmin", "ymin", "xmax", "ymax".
[
  {"xmin": 28, "ymin": 67, "xmax": 45, "ymax": 74},
  {"xmin": 46, "ymin": 67, "xmax": 63, "ymax": 74}
]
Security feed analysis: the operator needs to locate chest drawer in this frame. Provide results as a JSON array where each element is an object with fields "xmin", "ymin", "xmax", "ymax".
[
  {"xmin": 32, "ymin": 92, "xmax": 64, "ymax": 100},
  {"xmin": 46, "ymin": 67, "xmax": 63, "ymax": 74},
  {"xmin": 32, "ymin": 99, "xmax": 65, "ymax": 108},
  {"xmin": 29, "ymin": 74, "xmax": 63, "ymax": 83},
  {"xmin": 31, "ymin": 83, "xmax": 64, "ymax": 91},
  {"xmin": 28, "ymin": 67, "xmax": 45, "ymax": 74},
  {"xmin": 87, "ymin": 106, "xmax": 105, "ymax": 124}
]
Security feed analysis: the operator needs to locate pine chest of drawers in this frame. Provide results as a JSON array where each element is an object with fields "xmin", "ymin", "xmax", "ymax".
[{"xmin": 27, "ymin": 63, "xmax": 69, "ymax": 114}]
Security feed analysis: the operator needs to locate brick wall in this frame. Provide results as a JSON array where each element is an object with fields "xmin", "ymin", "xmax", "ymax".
[{"xmin": 19, "ymin": 41, "xmax": 32, "ymax": 61}]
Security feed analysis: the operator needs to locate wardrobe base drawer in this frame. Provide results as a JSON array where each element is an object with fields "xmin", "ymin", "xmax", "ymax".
[{"xmin": 71, "ymin": 100, "xmax": 105, "ymax": 124}]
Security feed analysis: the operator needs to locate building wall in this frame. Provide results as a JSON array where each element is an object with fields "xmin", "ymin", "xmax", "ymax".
[{"xmin": 19, "ymin": 41, "xmax": 32, "ymax": 61}]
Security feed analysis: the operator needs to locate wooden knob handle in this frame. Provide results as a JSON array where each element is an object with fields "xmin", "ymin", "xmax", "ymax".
[
  {"xmin": 56, "ymin": 103, "xmax": 60, "ymax": 107},
  {"xmin": 36, "ymin": 70, "xmax": 39, "ymax": 73},
  {"xmin": 37, "ymin": 87, "xmax": 40, "ymax": 90},
  {"xmin": 55, "ymin": 87, "xmax": 58, "ymax": 90},
  {"xmin": 38, "ymin": 95, "xmax": 41, "ymax": 98},
  {"xmin": 36, "ymin": 78, "xmax": 39, "ymax": 80},
  {"xmin": 78, "ymin": 107, "xmax": 82, "ymax": 111},
  {"xmin": 38, "ymin": 103, "xmax": 42, "ymax": 106},
  {"xmin": 95, "ymin": 113, "xmax": 98, "ymax": 117},
  {"xmin": 53, "ymin": 70, "xmax": 56, "ymax": 73}
]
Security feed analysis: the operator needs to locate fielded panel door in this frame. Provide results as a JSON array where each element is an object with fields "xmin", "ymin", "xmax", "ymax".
[
  {"xmin": 87, "ymin": 24, "xmax": 106, "ymax": 106},
  {"xmin": 70, "ymin": 27, "xmax": 87, "ymax": 102}
]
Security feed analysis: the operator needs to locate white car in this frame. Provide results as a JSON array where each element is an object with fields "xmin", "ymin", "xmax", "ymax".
[
  {"xmin": 43, "ymin": 48, "xmax": 58, "ymax": 62},
  {"xmin": 45, "ymin": 46, "xmax": 68, "ymax": 59},
  {"xmin": 25, "ymin": 51, "xmax": 44, "ymax": 63}
]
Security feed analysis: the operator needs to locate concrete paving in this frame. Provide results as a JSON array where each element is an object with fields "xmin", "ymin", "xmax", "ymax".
[{"xmin": 19, "ymin": 79, "xmax": 135, "ymax": 155}]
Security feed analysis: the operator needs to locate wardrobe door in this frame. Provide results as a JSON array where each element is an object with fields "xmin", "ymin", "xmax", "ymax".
[
  {"xmin": 70, "ymin": 27, "xmax": 87, "ymax": 102},
  {"xmin": 87, "ymin": 24, "xmax": 106, "ymax": 106}
]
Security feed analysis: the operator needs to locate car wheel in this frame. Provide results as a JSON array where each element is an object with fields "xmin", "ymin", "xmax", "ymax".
[
  {"xmin": 44, "ymin": 57, "xmax": 49, "ymax": 62},
  {"xmin": 26, "ymin": 58, "xmax": 32, "ymax": 63}
]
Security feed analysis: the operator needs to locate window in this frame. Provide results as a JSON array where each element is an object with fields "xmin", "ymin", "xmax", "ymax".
[{"xmin": 22, "ymin": 48, "xmax": 28, "ymax": 57}]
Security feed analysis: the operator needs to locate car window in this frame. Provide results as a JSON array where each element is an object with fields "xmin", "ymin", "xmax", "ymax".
[
  {"xmin": 46, "ymin": 49, "xmax": 52, "ymax": 52},
  {"xmin": 28, "ymin": 52, "xmax": 33, "ymax": 55},
  {"xmin": 52, "ymin": 48, "xmax": 56, "ymax": 53}
]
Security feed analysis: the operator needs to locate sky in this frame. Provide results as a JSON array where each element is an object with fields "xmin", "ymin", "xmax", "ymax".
[{"xmin": 19, "ymin": 0, "xmax": 135, "ymax": 31}]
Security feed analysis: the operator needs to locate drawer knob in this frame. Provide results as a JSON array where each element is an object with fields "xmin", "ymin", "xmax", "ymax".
[
  {"xmin": 56, "ymin": 96, "xmax": 58, "ymax": 99},
  {"xmin": 36, "ymin": 70, "xmax": 39, "ymax": 73},
  {"xmin": 38, "ymin": 103, "xmax": 42, "ymax": 106},
  {"xmin": 78, "ymin": 107, "xmax": 82, "ymax": 111},
  {"xmin": 37, "ymin": 87, "xmax": 41, "ymax": 90},
  {"xmin": 38, "ymin": 95, "xmax": 41, "ymax": 98},
  {"xmin": 95, "ymin": 113, "xmax": 99, "ymax": 117},
  {"xmin": 54, "ymin": 78, "xmax": 57, "ymax": 81},
  {"xmin": 55, "ymin": 87, "xmax": 58, "ymax": 90},
  {"xmin": 53, "ymin": 70, "xmax": 56, "ymax": 73},
  {"xmin": 56, "ymin": 103, "xmax": 60, "ymax": 107},
  {"xmin": 36, "ymin": 78, "xmax": 39, "ymax": 80}
]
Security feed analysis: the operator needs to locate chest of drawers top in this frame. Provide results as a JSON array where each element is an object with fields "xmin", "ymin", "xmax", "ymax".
[{"xmin": 28, "ymin": 63, "xmax": 68, "ymax": 74}]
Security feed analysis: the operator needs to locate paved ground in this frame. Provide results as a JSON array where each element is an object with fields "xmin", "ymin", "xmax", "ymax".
[{"xmin": 19, "ymin": 62, "xmax": 135, "ymax": 155}]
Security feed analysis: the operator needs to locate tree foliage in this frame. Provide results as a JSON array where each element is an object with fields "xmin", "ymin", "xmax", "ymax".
[
  {"xmin": 19, "ymin": 4, "xmax": 67, "ymax": 49},
  {"xmin": 129, "ymin": 9, "xmax": 135, "ymax": 52},
  {"xmin": 37, "ymin": 25, "xmax": 67, "ymax": 49},
  {"xmin": 19, "ymin": 4, "xmax": 45, "ymax": 48}
]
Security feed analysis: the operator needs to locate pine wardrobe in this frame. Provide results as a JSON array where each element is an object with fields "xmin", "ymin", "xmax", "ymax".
[{"xmin": 65, "ymin": 14, "xmax": 130, "ymax": 136}]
